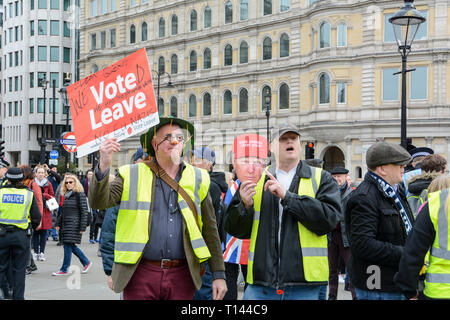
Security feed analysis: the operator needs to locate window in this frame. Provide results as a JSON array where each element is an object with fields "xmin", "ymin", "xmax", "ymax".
[
  {"xmin": 415, "ymin": 10, "xmax": 428, "ymax": 41},
  {"xmin": 157, "ymin": 98, "xmax": 164, "ymax": 116},
  {"xmin": 100, "ymin": 31, "xmax": 106, "ymax": 48},
  {"xmin": 280, "ymin": 33, "xmax": 289, "ymax": 57},
  {"xmin": 263, "ymin": 37, "xmax": 272, "ymax": 60},
  {"xmin": 130, "ymin": 24, "xmax": 136, "ymax": 43},
  {"xmin": 38, "ymin": 20, "xmax": 47, "ymax": 35},
  {"xmin": 158, "ymin": 18, "xmax": 165, "ymax": 38},
  {"xmin": 30, "ymin": 21, "xmax": 35, "ymax": 36},
  {"xmin": 240, "ymin": 0, "xmax": 248, "ymax": 21},
  {"xmin": 64, "ymin": 0, "xmax": 70, "ymax": 11},
  {"xmin": 382, "ymin": 68, "xmax": 399, "ymax": 101},
  {"xmin": 100, "ymin": 0, "xmax": 107, "ymax": 14},
  {"xmin": 337, "ymin": 23, "xmax": 347, "ymax": 47},
  {"xmin": 280, "ymin": 0, "xmax": 289, "ymax": 12},
  {"xmin": 204, "ymin": 6, "xmax": 211, "ymax": 28},
  {"xmin": 261, "ymin": 86, "xmax": 271, "ymax": 111},
  {"xmin": 50, "ymin": 46, "xmax": 59, "ymax": 62},
  {"xmin": 410, "ymin": 66, "xmax": 427, "ymax": 100},
  {"xmin": 63, "ymin": 47, "xmax": 71, "ymax": 63},
  {"xmin": 239, "ymin": 88, "xmax": 248, "ymax": 113},
  {"xmin": 203, "ymin": 48, "xmax": 211, "ymax": 69},
  {"xmin": 29, "ymin": 46, "xmax": 34, "ymax": 62},
  {"xmin": 171, "ymin": 15, "xmax": 178, "ymax": 35},
  {"xmin": 337, "ymin": 82, "xmax": 346, "ymax": 104},
  {"xmin": 37, "ymin": 98, "xmax": 45, "ymax": 113},
  {"xmin": 158, "ymin": 56, "xmax": 165, "ymax": 74},
  {"xmin": 383, "ymin": 14, "xmax": 395, "ymax": 43},
  {"xmin": 203, "ymin": 93, "xmax": 211, "ymax": 116},
  {"xmin": 63, "ymin": 22, "xmax": 70, "ymax": 37},
  {"xmin": 109, "ymin": 0, "xmax": 116, "ymax": 11},
  {"xmin": 90, "ymin": 33, "xmax": 96, "ymax": 50},
  {"xmin": 223, "ymin": 90, "xmax": 232, "ymax": 115},
  {"xmin": 319, "ymin": 73, "xmax": 330, "ymax": 104},
  {"xmin": 130, "ymin": 0, "xmax": 136, "ymax": 7},
  {"xmin": 50, "ymin": 72, "xmax": 59, "ymax": 88},
  {"xmin": 190, "ymin": 51, "xmax": 197, "ymax": 71},
  {"xmin": 90, "ymin": 0, "xmax": 97, "ymax": 17},
  {"xmin": 31, "ymin": 0, "xmax": 35, "ymax": 10},
  {"xmin": 29, "ymin": 98, "xmax": 34, "ymax": 114},
  {"xmin": 50, "ymin": 20, "xmax": 59, "ymax": 36},
  {"xmin": 170, "ymin": 54, "xmax": 178, "ymax": 74},
  {"xmin": 279, "ymin": 83, "xmax": 289, "ymax": 109},
  {"xmin": 50, "ymin": 0, "xmax": 59, "ymax": 9},
  {"xmin": 38, "ymin": 72, "xmax": 47, "ymax": 87},
  {"xmin": 319, "ymin": 22, "xmax": 330, "ymax": 48},
  {"xmin": 239, "ymin": 41, "xmax": 248, "ymax": 64},
  {"xmin": 190, "ymin": 10, "xmax": 197, "ymax": 31},
  {"xmin": 38, "ymin": 0, "xmax": 46, "ymax": 9},
  {"xmin": 170, "ymin": 97, "xmax": 177, "ymax": 117},
  {"xmin": 141, "ymin": 22, "xmax": 147, "ymax": 41},
  {"xmin": 38, "ymin": 46, "xmax": 46, "ymax": 61},
  {"xmin": 29, "ymin": 72, "xmax": 34, "ymax": 88},
  {"xmin": 263, "ymin": 0, "xmax": 272, "ymax": 16},
  {"xmin": 110, "ymin": 29, "xmax": 116, "ymax": 47},
  {"xmin": 189, "ymin": 95, "xmax": 196, "ymax": 117},
  {"xmin": 225, "ymin": 1, "xmax": 233, "ymax": 24},
  {"xmin": 224, "ymin": 44, "xmax": 232, "ymax": 66}
]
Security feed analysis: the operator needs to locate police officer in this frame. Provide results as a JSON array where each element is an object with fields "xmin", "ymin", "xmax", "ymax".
[{"xmin": 0, "ymin": 167, "xmax": 42, "ymax": 300}]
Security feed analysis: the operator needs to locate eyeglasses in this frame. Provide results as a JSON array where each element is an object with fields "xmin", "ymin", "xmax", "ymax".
[
  {"xmin": 65, "ymin": 181, "xmax": 74, "ymax": 185},
  {"xmin": 161, "ymin": 134, "xmax": 185, "ymax": 143}
]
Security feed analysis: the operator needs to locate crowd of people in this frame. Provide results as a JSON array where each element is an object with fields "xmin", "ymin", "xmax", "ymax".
[{"xmin": 1, "ymin": 115, "xmax": 450, "ymax": 301}]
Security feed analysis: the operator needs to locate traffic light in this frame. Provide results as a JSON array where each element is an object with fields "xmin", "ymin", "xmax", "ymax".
[
  {"xmin": 63, "ymin": 73, "xmax": 71, "ymax": 86},
  {"xmin": 305, "ymin": 141, "xmax": 315, "ymax": 160},
  {"xmin": 0, "ymin": 140, "xmax": 4, "ymax": 158}
]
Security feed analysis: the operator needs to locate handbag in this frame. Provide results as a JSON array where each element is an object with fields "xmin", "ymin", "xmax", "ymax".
[{"xmin": 45, "ymin": 197, "xmax": 59, "ymax": 211}]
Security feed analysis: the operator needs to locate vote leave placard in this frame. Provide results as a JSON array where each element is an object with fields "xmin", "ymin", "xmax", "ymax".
[{"xmin": 67, "ymin": 48, "xmax": 159, "ymax": 158}]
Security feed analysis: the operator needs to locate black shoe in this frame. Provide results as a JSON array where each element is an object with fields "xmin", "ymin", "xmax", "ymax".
[
  {"xmin": 328, "ymin": 296, "xmax": 337, "ymax": 300},
  {"xmin": 344, "ymin": 283, "xmax": 350, "ymax": 291}
]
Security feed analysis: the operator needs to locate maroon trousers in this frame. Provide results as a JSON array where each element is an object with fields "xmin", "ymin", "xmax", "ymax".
[{"xmin": 123, "ymin": 260, "xmax": 196, "ymax": 300}]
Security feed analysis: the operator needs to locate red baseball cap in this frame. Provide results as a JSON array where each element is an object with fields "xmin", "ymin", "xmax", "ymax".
[{"xmin": 233, "ymin": 134, "xmax": 268, "ymax": 159}]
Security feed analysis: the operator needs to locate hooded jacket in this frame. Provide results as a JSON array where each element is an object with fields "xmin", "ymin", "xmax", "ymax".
[{"xmin": 406, "ymin": 171, "xmax": 440, "ymax": 217}]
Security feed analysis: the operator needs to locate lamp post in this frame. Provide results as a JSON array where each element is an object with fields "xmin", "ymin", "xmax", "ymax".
[
  {"xmin": 52, "ymin": 79, "xmax": 57, "ymax": 150},
  {"xmin": 264, "ymin": 87, "xmax": 271, "ymax": 158},
  {"xmin": 152, "ymin": 70, "xmax": 174, "ymax": 116},
  {"xmin": 59, "ymin": 85, "xmax": 70, "ymax": 172},
  {"xmin": 389, "ymin": 0, "xmax": 426, "ymax": 149},
  {"xmin": 39, "ymin": 78, "xmax": 49, "ymax": 164}
]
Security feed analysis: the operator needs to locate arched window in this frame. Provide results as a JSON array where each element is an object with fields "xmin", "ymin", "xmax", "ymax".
[
  {"xmin": 130, "ymin": 24, "xmax": 136, "ymax": 43},
  {"xmin": 158, "ymin": 98, "xmax": 164, "ymax": 116},
  {"xmin": 225, "ymin": 1, "xmax": 233, "ymax": 24},
  {"xmin": 189, "ymin": 95, "xmax": 197, "ymax": 118},
  {"xmin": 263, "ymin": 0, "xmax": 272, "ymax": 15},
  {"xmin": 204, "ymin": 6, "xmax": 212, "ymax": 28},
  {"xmin": 203, "ymin": 92, "xmax": 211, "ymax": 116},
  {"xmin": 239, "ymin": 88, "xmax": 248, "ymax": 113},
  {"xmin": 319, "ymin": 21, "xmax": 330, "ymax": 48},
  {"xmin": 141, "ymin": 22, "xmax": 147, "ymax": 41},
  {"xmin": 190, "ymin": 10, "xmax": 197, "ymax": 31},
  {"xmin": 190, "ymin": 51, "xmax": 197, "ymax": 71},
  {"xmin": 337, "ymin": 22, "xmax": 347, "ymax": 47},
  {"xmin": 92, "ymin": 64, "xmax": 99, "ymax": 73},
  {"xmin": 171, "ymin": 15, "xmax": 178, "ymax": 35},
  {"xmin": 239, "ymin": 41, "xmax": 248, "ymax": 64},
  {"xmin": 263, "ymin": 37, "xmax": 272, "ymax": 60},
  {"xmin": 280, "ymin": 33, "xmax": 289, "ymax": 57},
  {"xmin": 170, "ymin": 54, "xmax": 178, "ymax": 74},
  {"xmin": 224, "ymin": 44, "xmax": 232, "ymax": 66},
  {"xmin": 319, "ymin": 73, "xmax": 330, "ymax": 104},
  {"xmin": 240, "ymin": 0, "xmax": 248, "ymax": 21},
  {"xmin": 170, "ymin": 97, "xmax": 178, "ymax": 117},
  {"xmin": 261, "ymin": 86, "xmax": 271, "ymax": 111},
  {"xmin": 279, "ymin": 83, "xmax": 289, "ymax": 109},
  {"xmin": 158, "ymin": 17, "xmax": 165, "ymax": 38},
  {"xmin": 203, "ymin": 48, "xmax": 211, "ymax": 69},
  {"xmin": 158, "ymin": 56, "xmax": 165, "ymax": 74},
  {"xmin": 223, "ymin": 90, "xmax": 232, "ymax": 114}
]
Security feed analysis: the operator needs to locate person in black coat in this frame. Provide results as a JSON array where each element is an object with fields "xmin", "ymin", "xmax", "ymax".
[{"xmin": 53, "ymin": 174, "xmax": 92, "ymax": 276}]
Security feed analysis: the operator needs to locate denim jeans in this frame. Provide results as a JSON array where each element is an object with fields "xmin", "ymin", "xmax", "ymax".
[
  {"xmin": 193, "ymin": 263, "xmax": 213, "ymax": 300},
  {"xmin": 243, "ymin": 284, "xmax": 321, "ymax": 300},
  {"xmin": 355, "ymin": 288, "xmax": 406, "ymax": 300},
  {"xmin": 60, "ymin": 244, "xmax": 90, "ymax": 273}
]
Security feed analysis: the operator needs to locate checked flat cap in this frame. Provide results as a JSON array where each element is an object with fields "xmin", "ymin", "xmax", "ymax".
[{"xmin": 366, "ymin": 141, "xmax": 412, "ymax": 170}]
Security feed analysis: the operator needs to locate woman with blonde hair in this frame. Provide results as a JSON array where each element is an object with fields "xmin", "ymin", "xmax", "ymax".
[{"xmin": 52, "ymin": 174, "xmax": 92, "ymax": 276}]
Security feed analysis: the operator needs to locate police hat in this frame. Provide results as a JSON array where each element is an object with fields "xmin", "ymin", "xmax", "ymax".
[
  {"xmin": 408, "ymin": 147, "xmax": 434, "ymax": 160},
  {"xmin": 330, "ymin": 166, "xmax": 349, "ymax": 175},
  {"xmin": 6, "ymin": 167, "xmax": 24, "ymax": 182}
]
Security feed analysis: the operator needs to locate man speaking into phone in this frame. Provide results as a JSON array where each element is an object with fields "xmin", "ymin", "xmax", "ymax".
[{"xmin": 224, "ymin": 123, "xmax": 341, "ymax": 300}]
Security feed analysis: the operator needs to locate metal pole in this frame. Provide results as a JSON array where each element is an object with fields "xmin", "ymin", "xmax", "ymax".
[
  {"xmin": 400, "ymin": 48, "xmax": 407, "ymax": 149},
  {"xmin": 157, "ymin": 72, "xmax": 161, "ymax": 115},
  {"xmin": 52, "ymin": 80, "xmax": 56, "ymax": 150},
  {"xmin": 40, "ymin": 86, "xmax": 47, "ymax": 164}
]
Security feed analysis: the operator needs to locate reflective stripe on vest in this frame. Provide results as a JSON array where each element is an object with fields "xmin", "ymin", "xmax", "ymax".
[
  {"xmin": 247, "ymin": 165, "xmax": 328, "ymax": 284},
  {"xmin": 0, "ymin": 188, "xmax": 33, "ymax": 229},
  {"xmin": 424, "ymin": 188, "xmax": 450, "ymax": 299},
  {"xmin": 114, "ymin": 162, "xmax": 211, "ymax": 264}
]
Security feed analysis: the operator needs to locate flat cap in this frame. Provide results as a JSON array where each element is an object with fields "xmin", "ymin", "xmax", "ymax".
[
  {"xmin": 271, "ymin": 123, "xmax": 300, "ymax": 141},
  {"xmin": 408, "ymin": 147, "xmax": 434, "ymax": 160},
  {"xmin": 330, "ymin": 166, "xmax": 349, "ymax": 175},
  {"xmin": 6, "ymin": 167, "xmax": 23, "ymax": 181},
  {"xmin": 366, "ymin": 141, "xmax": 412, "ymax": 169}
]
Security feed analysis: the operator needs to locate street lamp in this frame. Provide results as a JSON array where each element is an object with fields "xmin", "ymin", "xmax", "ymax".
[
  {"xmin": 389, "ymin": 0, "xmax": 426, "ymax": 149},
  {"xmin": 153, "ymin": 70, "xmax": 174, "ymax": 116},
  {"xmin": 264, "ymin": 87, "xmax": 271, "ymax": 158},
  {"xmin": 39, "ymin": 78, "xmax": 49, "ymax": 164},
  {"xmin": 59, "ymin": 85, "xmax": 70, "ymax": 172}
]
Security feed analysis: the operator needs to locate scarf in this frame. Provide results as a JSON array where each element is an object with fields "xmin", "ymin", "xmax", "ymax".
[
  {"xmin": 368, "ymin": 172, "xmax": 413, "ymax": 236},
  {"xmin": 34, "ymin": 177, "xmax": 48, "ymax": 187}
]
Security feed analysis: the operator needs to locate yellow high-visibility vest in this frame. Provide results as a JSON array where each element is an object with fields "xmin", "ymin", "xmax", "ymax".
[
  {"xmin": 0, "ymin": 188, "xmax": 33, "ymax": 230},
  {"xmin": 424, "ymin": 188, "xmax": 450, "ymax": 299},
  {"xmin": 247, "ymin": 165, "xmax": 328, "ymax": 284},
  {"xmin": 114, "ymin": 162, "xmax": 212, "ymax": 264}
]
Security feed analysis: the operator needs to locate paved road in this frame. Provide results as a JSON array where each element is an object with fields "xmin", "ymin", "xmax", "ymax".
[{"xmin": 23, "ymin": 233, "xmax": 352, "ymax": 300}]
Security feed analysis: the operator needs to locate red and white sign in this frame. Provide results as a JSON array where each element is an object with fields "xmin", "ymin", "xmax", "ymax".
[
  {"xmin": 61, "ymin": 131, "xmax": 77, "ymax": 153},
  {"xmin": 67, "ymin": 48, "xmax": 159, "ymax": 158}
]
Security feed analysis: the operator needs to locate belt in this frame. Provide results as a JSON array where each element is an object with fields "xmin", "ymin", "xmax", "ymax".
[
  {"xmin": 143, "ymin": 259, "xmax": 187, "ymax": 269},
  {"xmin": 0, "ymin": 224, "xmax": 22, "ymax": 232}
]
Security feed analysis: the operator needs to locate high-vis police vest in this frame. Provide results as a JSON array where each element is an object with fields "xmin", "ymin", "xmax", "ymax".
[
  {"xmin": 247, "ymin": 165, "xmax": 328, "ymax": 284},
  {"xmin": 0, "ymin": 188, "xmax": 33, "ymax": 229},
  {"xmin": 424, "ymin": 188, "xmax": 450, "ymax": 299},
  {"xmin": 114, "ymin": 162, "xmax": 212, "ymax": 265}
]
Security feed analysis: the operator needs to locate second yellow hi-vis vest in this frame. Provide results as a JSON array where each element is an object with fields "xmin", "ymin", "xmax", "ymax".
[
  {"xmin": 247, "ymin": 165, "xmax": 328, "ymax": 284},
  {"xmin": 424, "ymin": 188, "xmax": 450, "ymax": 299},
  {"xmin": 0, "ymin": 188, "xmax": 33, "ymax": 230},
  {"xmin": 114, "ymin": 162, "xmax": 212, "ymax": 264}
]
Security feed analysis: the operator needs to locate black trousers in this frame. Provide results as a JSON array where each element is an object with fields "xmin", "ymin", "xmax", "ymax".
[
  {"xmin": 0, "ymin": 228, "xmax": 30, "ymax": 300},
  {"xmin": 224, "ymin": 262, "xmax": 248, "ymax": 300}
]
